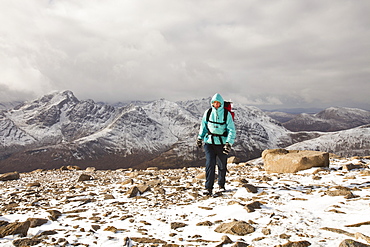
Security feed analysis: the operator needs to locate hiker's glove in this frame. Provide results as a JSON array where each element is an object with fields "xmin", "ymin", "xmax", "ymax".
[
  {"xmin": 223, "ymin": 143, "xmax": 231, "ymax": 155},
  {"xmin": 196, "ymin": 139, "xmax": 203, "ymax": 148}
]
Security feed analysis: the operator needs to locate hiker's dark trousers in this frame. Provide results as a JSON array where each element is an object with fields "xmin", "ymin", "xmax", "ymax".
[{"xmin": 204, "ymin": 143, "xmax": 228, "ymax": 190}]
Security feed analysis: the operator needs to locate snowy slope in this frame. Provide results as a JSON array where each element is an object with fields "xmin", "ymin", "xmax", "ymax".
[
  {"xmin": 265, "ymin": 111, "xmax": 297, "ymax": 123},
  {"xmin": 287, "ymin": 125, "xmax": 370, "ymax": 157},
  {"xmin": 283, "ymin": 107, "xmax": 370, "ymax": 132},
  {"xmin": 232, "ymin": 104, "xmax": 289, "ymax": 158}
]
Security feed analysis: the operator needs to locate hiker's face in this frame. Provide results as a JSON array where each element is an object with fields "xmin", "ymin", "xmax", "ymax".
[{"xmin": 212, "ymin": 101, "xmax": 221, "ymax": 109}]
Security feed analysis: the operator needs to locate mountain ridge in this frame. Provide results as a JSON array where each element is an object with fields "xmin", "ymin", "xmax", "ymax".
[
  {"xmin": 0, "ymin": 90, "xmax": 369, "ymax": 173},
  {"xmin": 280, "ymin": 107, "xmax": 370, "ymax": 132}
]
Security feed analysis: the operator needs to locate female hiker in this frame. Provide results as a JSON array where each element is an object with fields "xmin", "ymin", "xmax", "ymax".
[{"xmin": 196, "ymin": 93, "xmax": 236, "ymax": 196}]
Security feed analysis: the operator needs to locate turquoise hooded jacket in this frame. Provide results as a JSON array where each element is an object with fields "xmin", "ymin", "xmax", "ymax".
[{"xmin": 198, "ymin": 93, "xmax": 236, "ymax": 145}]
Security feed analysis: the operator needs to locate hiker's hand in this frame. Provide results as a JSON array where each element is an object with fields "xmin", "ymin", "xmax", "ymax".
[
  {"xmin": 196, "ymin": 139, "xmax": 203, "ymax": 148},
  {"xmin": 223, "ymin": 143, "xmax": 231, "ymax": 155}
]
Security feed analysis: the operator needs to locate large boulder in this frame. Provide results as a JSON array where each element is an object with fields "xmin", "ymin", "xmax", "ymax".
[{"xmin": 262, "ymin": 149, "xmax": 329, "ymax": 173}]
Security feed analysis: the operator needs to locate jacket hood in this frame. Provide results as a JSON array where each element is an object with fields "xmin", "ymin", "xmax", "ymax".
[{"xmin": 210, "ymin": 93, "xmax": 224, "ymax": 108}]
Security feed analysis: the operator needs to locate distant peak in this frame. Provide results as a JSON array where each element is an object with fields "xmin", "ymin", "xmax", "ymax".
[
  {"xmin": 61, "ymin": 90, "xmax": 75, "ymax": 97},
  {"xmin": 31, "ymin": 90, "xmax": 79, "ymax": 107},
  {"xmin": 52, "ymin": 90, "xmax": 78, "ymax": 100}
]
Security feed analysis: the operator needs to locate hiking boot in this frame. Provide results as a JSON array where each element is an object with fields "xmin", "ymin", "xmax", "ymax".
[{"xmin": 203, "ymin": 188, "xmax": 212, "ymax": 196}]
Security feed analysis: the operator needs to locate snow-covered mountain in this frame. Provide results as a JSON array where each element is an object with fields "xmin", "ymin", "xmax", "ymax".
[
  {"xmin": 265, "ymin": 111, "xmax": 297, "ymax": 123},
  {"xmin": 287, "ymin": 124, "xmax": 370, "ymax": 157},
  {"xmin": 0, "ymin": 101, "xmax": 23, "ymax": 111},
  {"xmin": 0, "ymin": 91, "xmax": 369, "ymax": 173},
  {"xmin": 282, "ymin": 107, "xmax": 370, "ymax": 132}
]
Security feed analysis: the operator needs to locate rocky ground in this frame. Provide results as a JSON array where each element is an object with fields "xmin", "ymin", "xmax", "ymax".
[{"xmin": 0, "ymin": 156, "xmax": 370, "ymax": 247}]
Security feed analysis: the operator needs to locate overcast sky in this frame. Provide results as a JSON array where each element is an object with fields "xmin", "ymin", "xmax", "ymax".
[{"xmin": 1, "ymin": 0, "xmax": 369, "ymax": 110}]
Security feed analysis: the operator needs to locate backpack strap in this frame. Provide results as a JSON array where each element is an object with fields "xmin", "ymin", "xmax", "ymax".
[
  {"xmin": 206, "ymin": 108, "xmax": 212, "ymax": 123},
  {"xmin": 206, "ymin": 108, "xmax": 228, "ymax": 124},
  {"xmin": 205, "ymin": 108, "xmax": 228, "ymax": 145}
]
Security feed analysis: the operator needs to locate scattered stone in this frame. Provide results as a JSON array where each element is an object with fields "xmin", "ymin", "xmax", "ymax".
[
  {"xmin": 170, "ymin": 222, "xmax": 187, "ymax": 230},
  {"xmin": 85, "ymin": 167, "xmax": 96, "ymax": 172},
  {"xmin": 245, "ymin": 201, "xmax": 262, "ymax": 213},
  {"xmin": 146, "ymin": 179, "xmax": 161, "ymax": 187},
  {"xmin": 120, "ymin": 215, "xmax": 134, "ymax": 221},
  {"xmin": 130, "ymin": 237, "xmax": 167, "ymax": 244},
  {"xmin": 0, "ymin": 172, "xmax": 20, "ymax": 181},
  {"xmin": 342, "ymin": 164, "xmax": 365, "ymax": 171},
  {"xmin": 279, "ymin": 233, "xmax": 291, "ymax": 239},
  {"xmin": 242, "ymin": 184, "xmax": 258, "ymax": 193},
  {"xmin": 121, "ymin": 178, "xmax": 134, "ymax": 185},
  {"xmin": 345, "ymin": 221, "xmax": 370, "ymax": 227},
  {"xmin": 104, "ymin": 226, "xmax": 118, "ymax": 233},
  {"xmin": 128, "ymin": 171, "xmax": 145, "ymax": 178},
  {"xmin": 91, "ymin": 225, "xmax": 100, "ymax": 231},
  {"xmin": 360, "ymin": 170, "xmax": 370, "ymax": 176},
  {"xmin": 154, "ymin": 187, "xmax": 166, "ymax": 194},
  {"xmin": 198, "ymin": 206, "xmax": 213, "ymax": 210},
  {"xmin": 78, "ymin": 174, "xmax": 92, "ymax": 181},
  {"xmin": 275, "ymin": 240, "xmax": 311, "ymax": 247},
  {"xmin": 221, "ymin": 235, "xmax": 233, "ymax": 244},
  {"xmin": 214, "ymin": 220, "xmax": 255, "ymax": 236},
  {"xmin": 47, "ymin": 210, "xmax": 62, "ymax": 221},
  {"xmin": 34, "ymin": 230, "xmax": 58, "ymax": 237},
  {"xmin": 235, "ymin": 178, "xmax": 248, "ymax": 185},
  {"xmin": 126, "ymin": 186, "xmax": 140, "ymax": 198},
  {"xmin": 67, "ymin": 165, "xmax": 81, "ymax": 170},
  {"xmin": 0, "ymin": 221, "xmax": 8, "ymax": 227},
  {"xmin": 12, "ymin": 238, "xmax": 42, "ymax": 247},
  {"xmin": 215, "ymin": 235, "xmax": 233, "ymax": 247},
  {"xmin": 228, "ymin": 156, "xmax": 240, "ymax": 164},
  {"xmin": 320, "ymin": 227, "xmax": 354, "ymax": 237},
  {"xmin": 231, "ymin": 242, "xmax": 249, "ymax": 247},
  {"xmin": 0, "ymin": 220, "xmax": 30, "ymax": 238},
  {"xmin": 339, "ymin": 239, "xmax": 370, "ymax": 247},
  {"xmin": 262, "ymin": 228, "xmax": 271, "ymax": 235},
  {"xmin": 104, "ymin": 194, "xmax": 115, "ymax": 200},
  {"xmin": 2, "ymin": 202, "xmax": 19, "ymax": 211},
  {"xmin": 196, "ymin": 221, "xmax": 213, "ymax": 226},
  {"xmin": 326, "ymin": 186, "xmax": 355, "ymax": 197},
  {"xmin": 137, "ymin": 184, "xmax": 151, "ymax": 194},
  {"xmin": 328, "ymin": 209, "xmax": 346, "ymax": 214},
  {"xmin": 262, "ymin": 149, "xmax": 329, "ymax": 173},
  {"xmin": 27, "ymin": 218, "xmax": 48, "ymax": 228},
  {"xmin": 27, "ymin": 182, "xmax": 41, "ymax": 187},
  {"xmin": 0, "ymin": 155, "xmax": 368, "ymax": 246},
  {"xmin": 355, "ymin": 232, "xmax": 370, "ymax": 244}
]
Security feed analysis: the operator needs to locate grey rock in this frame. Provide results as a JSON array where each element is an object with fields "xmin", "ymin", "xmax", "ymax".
[
  {"xmin": 339, "ymin": 239, "xmax": 370, "ymax": 247},
  {"xmin": 0, "ymin": 220, "xmax": 30, "ymax": 238},
  {"xmin": 0, "ymin": 172, "xmax": 20, "ymax": 181},
  {"xmin": 214, "ymin": 220, "xmax": 255, "ymax": 236}
]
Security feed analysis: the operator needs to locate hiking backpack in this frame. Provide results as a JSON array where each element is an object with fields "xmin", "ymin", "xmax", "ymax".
[{"xmin": 206, "ymin": 101, "xmax": 235, "ymax": 124}]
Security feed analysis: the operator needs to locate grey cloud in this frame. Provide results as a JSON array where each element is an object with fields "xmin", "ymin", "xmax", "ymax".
[{"xmin": 0, "ymin": 0, "xmax": 369, "ymax": 110}]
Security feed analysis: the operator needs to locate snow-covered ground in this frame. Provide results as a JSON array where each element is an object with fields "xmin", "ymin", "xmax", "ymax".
[{"xmin": 0, "ymin": 156, "xmax": 369, "ymax": 246}]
